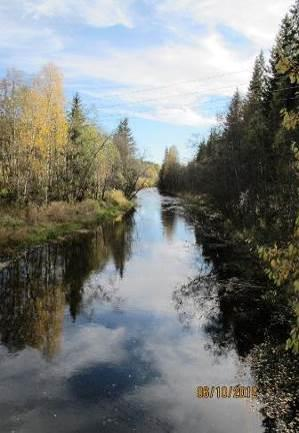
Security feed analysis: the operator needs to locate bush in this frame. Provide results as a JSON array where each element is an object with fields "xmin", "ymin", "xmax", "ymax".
[
  {"xmin": 76, "ymin": 199, "xmax": 101, "ymax": 218},
  {"xmin": 105, "ymin": 189, "xmax": 131, "ymax": 209},
  {"xmin": 0, "ymin": 214, "xmax": 24, "ymax": 228},
  {"xmin": 42, "ymin": 201, "xmax": 74, "ymax": 223}
]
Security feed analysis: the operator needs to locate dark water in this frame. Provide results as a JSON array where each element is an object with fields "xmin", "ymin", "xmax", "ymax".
[{"xmin": 0, "ymin": 188, "xmax": 264, "ymax": 433}]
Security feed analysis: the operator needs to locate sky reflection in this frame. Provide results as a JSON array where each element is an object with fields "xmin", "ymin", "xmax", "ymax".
[{"xmin": 0, "ymin": 189, "xmax": 262, "ymax": 433}]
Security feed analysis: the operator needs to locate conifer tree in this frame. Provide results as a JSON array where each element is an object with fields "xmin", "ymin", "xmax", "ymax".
[{"xmin": 66, "ymin": 93, "xmax": 87, "ymax": 200}]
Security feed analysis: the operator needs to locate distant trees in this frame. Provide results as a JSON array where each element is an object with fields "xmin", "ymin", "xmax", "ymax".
[
  {"xmin": 0, "ymin": 67, "xmax": 147, "ymax": 205},
  {"xmin": 159, "ymin": 146, "xmax": 181, "ymax": 192},
  {"xmin": 113, "ymin": 117, "xmax": 149, "ymax": 199}
]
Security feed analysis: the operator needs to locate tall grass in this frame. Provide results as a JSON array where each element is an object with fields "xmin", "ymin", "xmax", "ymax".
[{"xmin": 0, "ymin": 192, "xmax": 133, "ymax": 256}]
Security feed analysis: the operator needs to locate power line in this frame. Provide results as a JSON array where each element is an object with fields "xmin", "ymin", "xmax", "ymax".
[
  {"xmin": 82, "ymin": 68, "xmax": 252, "ymax": 96},
  {"xmin": 96, "ymin": 95, "xmax": 299, "ymax": 122},
  {"xmin": 82, "ymin": 68, "xmax": 299, "ymax": 103},
  {"xmin": 85, "ymin": 82, "xmax": 299, "ymax": 112},
  {"xmin": 88, "ymin": 83, "xmax": 248, "ymax": 110},
  {"xmin": 88, "ymin": 83, "xmax": 299, "ymax": 110}
]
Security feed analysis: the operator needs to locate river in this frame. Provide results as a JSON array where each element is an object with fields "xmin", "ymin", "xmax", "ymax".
[{"xmin": 0, "ymin": 188, "xmax": 268, "ymax": 432}]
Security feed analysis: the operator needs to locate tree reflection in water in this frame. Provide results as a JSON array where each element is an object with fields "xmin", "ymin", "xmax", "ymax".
[
  {"xmin": 0, "ymin": 216, "xmax": 134, "ymax": 359},
  {"xmin": 172, "ymin": 276, "xmax": 220, "ymax": 331},
  {"xmin": 160, "ymin": 200, "xmax": 178, "ymax": 241},
  {"xmin": 172, "ymin": 225, "xmax": 298, "ymax": 433}
]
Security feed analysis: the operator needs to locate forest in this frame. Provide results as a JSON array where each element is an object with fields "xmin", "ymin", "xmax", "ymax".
[
  {"xmin": 159, "ymin": 2, "xmax": 299, "ymax": 352},
  {"xmin": 0, "ymin": 65, "xmax": 158, "ymax": 253},
  {"xmin": 0, "ymin": 66, "xmax": 158, "ymax": 205}
]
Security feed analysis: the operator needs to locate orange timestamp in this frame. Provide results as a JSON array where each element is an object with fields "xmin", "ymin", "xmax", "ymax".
[{"xmin": 196, "ymin": 385, "xmax": 257, "ymax": 399}]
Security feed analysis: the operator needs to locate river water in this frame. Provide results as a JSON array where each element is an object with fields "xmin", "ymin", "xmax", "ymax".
[{"xmin": 0, "ymin": 188, "xmax": 264, "ymax": 433}]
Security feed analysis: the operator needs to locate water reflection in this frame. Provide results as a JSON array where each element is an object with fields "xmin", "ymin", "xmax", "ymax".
[
  {"xmin": 0, "ymin": 189, "xmax": 281, "ymax": 433},
  {"xmin": 172, "ymin": 275, "xmax": 220, "ymax": 331},
  {"xmin": 0, "ymin": 245, "xmax": 65, "ymax": 358},
  {"xmin": 160, "ymin": 199, "xmax": 178, "ymax": 240},
  {"xmin": 0, "ymin": 218, "xmax": 134, "ymax": 358},
  {"xmin": 178, "ymin": 219, "xmax": 298, "ymax": 432}
]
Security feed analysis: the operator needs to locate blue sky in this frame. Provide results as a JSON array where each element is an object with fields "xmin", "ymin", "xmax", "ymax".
[{"xmin": 0, "ymin": 0, "xmax": 293, "ymax": 163}]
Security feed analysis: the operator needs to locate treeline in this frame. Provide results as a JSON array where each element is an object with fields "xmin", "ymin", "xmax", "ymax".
[
  {"xmin": 159, "ymin": 2, "xmax": 299, "ymax": 351},
  {"xmin": 160, "ymin": 1, "xmax": 298, "ymax": 238},
  {"xmin": 0, "ymin": 64, "xmax": 156, "ymax": 205}
]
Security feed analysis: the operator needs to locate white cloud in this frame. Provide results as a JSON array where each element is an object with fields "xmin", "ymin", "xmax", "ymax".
[
  {"xmin": 0, "ymin": 325, "xmax": 127, "ymax": 387},
  {"xmin": 157, "ymin": 0, "xmax": 294, "ymax": 46},
  {"xmin": 0, "ymin": 0, "xmax": 292, "ymax": 127},
  {"xmin": 136, "ymin": 107, "xmax": 216, "ymax": 127},
  {"xmin": 53, "ymin": 325, "xmax": 127, "ymax": 376},
  {"xmin": 0, "ymin": 1, "xmax": 64, "ymax": 54},
  {"xmin": 60, "ymin": 31, "xmax": 252, "ymax": 126},
  {"xmin": 25, "ymin": 0, "xmax": 135, "ymax": 28},
  {"xmin": 127, "ymin": 329, "xmax": 261, "ymax": 433}
]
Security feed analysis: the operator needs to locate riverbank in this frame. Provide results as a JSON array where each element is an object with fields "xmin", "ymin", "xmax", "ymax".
[
  {"xmin": 174, "ymin": 191, "xmax": 295, "ymax": 339},
  {"xmin": 0, "ymin": 191, "xmax": 134, "ymax": 261},
  {"xmin": 175, "ymin": 192, "xmax": 298, "ymax": 430}
]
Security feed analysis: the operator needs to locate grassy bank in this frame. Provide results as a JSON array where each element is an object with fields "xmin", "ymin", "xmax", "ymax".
[{"xmin": 0, "ymin": 190, "xmax": 134, "ymax": 260}]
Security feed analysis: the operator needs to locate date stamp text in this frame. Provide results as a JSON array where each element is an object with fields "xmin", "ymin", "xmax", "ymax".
[{"xmin": 196, "ymin": 385, "xmax": 257, "ymax": 399}]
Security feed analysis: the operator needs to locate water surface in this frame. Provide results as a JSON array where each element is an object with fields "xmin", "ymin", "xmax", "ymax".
[{"xmin": 0, "ymin": 188, "xmax": 262, "ymax": 433}]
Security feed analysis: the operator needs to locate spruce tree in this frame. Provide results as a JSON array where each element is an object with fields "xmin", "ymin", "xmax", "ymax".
[{"xmin": 66, "ymin": 93, "xmax": 88, "ymax": 200}]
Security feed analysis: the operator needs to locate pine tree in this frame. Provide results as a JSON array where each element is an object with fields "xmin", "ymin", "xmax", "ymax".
[
  {"xmin": 222, "ymin": 90, "xmax": 244, "ymax": 210},
  {"xmin": 65, "ymin": 93, "xmax": 87, "ymax": 200},
  {"xmin": 266, "ymin": 12, "xmax": 297, "ymax": 129},
  {"xmin": 114, "ymin": 118, "xmax": 136, "ymax": 168},
  {"xmin": 242, "ymin": 53, "xmax": 272, "ymax": 224},
  {"xmin": 69, "ymin": 93, "xmax": 86, "ymax": 144},
  {"xmin": 245, "ymin": 51, "xmax": 267, "ymax": 114}
]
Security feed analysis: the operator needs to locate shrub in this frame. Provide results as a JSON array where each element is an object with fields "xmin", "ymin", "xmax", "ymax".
[
  {"xmin": 105, "ymin": 189, "xmax": 130, "ymax": 209},
  {"xmin": 0, "ymin": 214, "xmax": 23, "ymax": 228}
]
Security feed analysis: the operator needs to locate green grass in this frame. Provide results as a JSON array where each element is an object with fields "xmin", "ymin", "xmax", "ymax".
[{"xmin": 0, "ymin": 194, "xmax": 134, "ymax": 258}]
